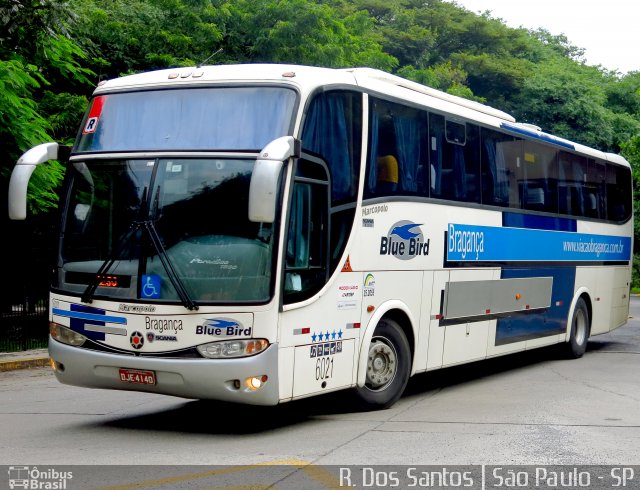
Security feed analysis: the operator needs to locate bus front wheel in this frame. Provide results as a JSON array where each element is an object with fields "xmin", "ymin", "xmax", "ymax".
[
  {"xmin": 354, "ymin": 318, "xmax": 411, "ymax": 410},
  {"xmin": 565, "ymin": 297, "xmax": 590, "ymax": 359}
]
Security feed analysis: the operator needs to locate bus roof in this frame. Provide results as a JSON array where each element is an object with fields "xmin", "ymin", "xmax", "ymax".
[{"xmin": 93, "ymin": 63, "xmax": 627, "ymax": 166}]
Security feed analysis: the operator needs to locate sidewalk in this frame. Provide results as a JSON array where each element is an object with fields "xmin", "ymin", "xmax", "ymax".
[{"xmin": 0, "ymin": 348, "xmax": 50, "ymax": 372}]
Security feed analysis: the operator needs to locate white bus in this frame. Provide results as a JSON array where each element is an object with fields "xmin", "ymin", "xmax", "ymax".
[{"xmin": 9, "ymin": 64, "xmax": 633, "ymax": 409}]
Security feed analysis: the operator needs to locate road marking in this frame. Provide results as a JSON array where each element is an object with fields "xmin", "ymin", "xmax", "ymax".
[{"xmin": 98, "ymin": 459, "xmax": 341, "ymax": 490}]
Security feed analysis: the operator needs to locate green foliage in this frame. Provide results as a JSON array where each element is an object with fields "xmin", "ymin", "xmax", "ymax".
[
  {"xmin": 69, "ymin": 0, "xmax": 227, "ymax": 77},
  {"xmin": 0, "ymin": 60, "xmax": 50, "ymax": 152},
  {"xmin": 222, "ymin": 0, "xmax": 396, "ymax": 69},
  {"xmin": 510, "ymin": 59, "xmax": 640, "ymax": 151},
  {"xmin": 605, "ymin": 71, "xmax": 640, "ymax": 117},
  {"xmin": 1, "ymin": 0, "xmax": 94, "ymax": 215},
  {"xmin": 2, "ymin": 0, "xmax": 640, "ymax": 221},
  {"xmin": 621, "ymin": 136, "xmax": 640, "ymax": 287},
  {"xmin": 0, "ymin": 58, "xmax": 68, "ymax": 213},
  {"xmin": 529, "ymin": 28, "xmax": 586, "ymax": 63}
]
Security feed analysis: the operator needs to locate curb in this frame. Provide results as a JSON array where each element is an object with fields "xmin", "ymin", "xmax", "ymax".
[{"xmin": 0, "ymin": 357, "xmax": 50, "ymax": 372}]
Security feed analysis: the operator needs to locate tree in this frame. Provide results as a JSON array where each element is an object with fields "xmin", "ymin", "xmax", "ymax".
[
  {"xmin": 511, "ymin": 59, "xmax": 638, "ymax": 151},
  {"xmin": 68, "ymin": 0, "xmax": 227, "ymax": 78},
  {"xmin": 223, "ymin": 0, "xmax": 396, "ymax": 69},
  {"xmin": 1, "ymin": 0, "xmax": 93, "ymax": 214},
  {"xmin": 621, "ymin": 136, "xmax": 640, "ymax": 287}
]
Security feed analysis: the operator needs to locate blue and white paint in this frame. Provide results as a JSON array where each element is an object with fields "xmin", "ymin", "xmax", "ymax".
[{"xmin": 447, "ymin": 223, "xmax": 631, "ymax": 263}]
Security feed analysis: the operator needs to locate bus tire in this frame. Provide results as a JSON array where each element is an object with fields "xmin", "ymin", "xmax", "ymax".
[
  {"xmin": 353, "ymin": 318, "xmax": 411, "ymax": 410},
  {"xmin": 565, "ymin": 297, "xmax": 590, "ymax": 359}
]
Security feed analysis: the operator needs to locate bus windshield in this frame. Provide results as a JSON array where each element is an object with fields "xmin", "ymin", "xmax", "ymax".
[
  {"xmin": 74, "ymin": 87, "xmax": 297, "ymax": 152},
  {"xmin": 57, "ymin": 158, "xmax": 277, "ymax": 304}
]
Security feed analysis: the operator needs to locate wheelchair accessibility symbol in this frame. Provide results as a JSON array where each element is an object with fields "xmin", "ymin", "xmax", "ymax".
[{"xmin": 141, "ymin": 275, "xmax": 161, "ymax": 299}]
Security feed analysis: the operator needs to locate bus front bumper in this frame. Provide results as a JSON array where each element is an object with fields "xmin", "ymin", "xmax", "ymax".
[{"xmin": 48, "ymin": 337, "xmax": 280, "ymax": 405}]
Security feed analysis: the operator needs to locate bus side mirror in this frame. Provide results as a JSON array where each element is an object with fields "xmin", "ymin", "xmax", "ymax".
[
  {"xmin": 249, "ymin": 136, "xmax": 300, "ymax": 223},
  {"xmin": 8, "ymin": 142, "xmax": 69, "ymax": 220}
]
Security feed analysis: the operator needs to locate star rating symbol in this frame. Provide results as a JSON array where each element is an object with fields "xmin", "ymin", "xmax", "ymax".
[{"xmin": 311, "ymin": 330, "xmax": 343, "ymax": 343}]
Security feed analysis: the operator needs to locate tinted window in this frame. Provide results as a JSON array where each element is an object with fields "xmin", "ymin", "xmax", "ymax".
[
  {"xmin": 445, "ymin": 119, "xmax": 466, "ymax": 145},
  {"xmin": 585, "ymin": 159, "xmax": 606, "ymax": 219},
  {"xmin": 480, "ymin": 128, "xmax": 516, "ymax": 207},
  {"xmin": 366, "ymin": 98, "xmax": 427, "ymax": 198},
  {"xmin": 607, "ymin": 164, "xmax": 632, "ymax": 221},
  {"xmin": 302, "ymin": 91, "xmax": 362, "ymax": 204},
  {"xmin": 558, "ymin": 152, "xmax": 584, "ymax": 216},
  {"xmin": 522, "ymin": 141, "xmax": 558, "ymax": 213}
]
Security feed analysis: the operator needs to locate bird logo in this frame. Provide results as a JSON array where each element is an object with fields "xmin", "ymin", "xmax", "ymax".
[{"xmin": 390, "ymin": 223, "xmax": 423, "ymax": 240}]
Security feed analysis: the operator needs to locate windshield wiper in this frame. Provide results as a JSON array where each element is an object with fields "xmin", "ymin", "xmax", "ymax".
[
  {"xmin": 143, "ymin": 220, "xmax": 198, "ymax": 311},
  {"xmin": 81, "ymin": 184, "xmax": 149, "ymax": 306},
  {"xmin": 81, "ymin": 220, "xmax": 198, "ymax": 311},
  {"xmin": 81, "ymin": 223, "xmax": 139, "ymax": 305}
]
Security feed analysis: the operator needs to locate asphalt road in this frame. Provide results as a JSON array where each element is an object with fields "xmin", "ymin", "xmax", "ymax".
[{"xmin": 1, "ymin": 298, "xmax": 639, "ymax": 488}]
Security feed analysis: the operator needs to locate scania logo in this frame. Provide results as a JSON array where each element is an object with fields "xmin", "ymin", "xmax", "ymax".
[
  {"xmin": 380, "ymin": 221, "xmax": 430, "ymax": 260},
  {"xmin": 146, "ymin": 331, "xmax": 177, "ymax": 342},
  {"xmin": 130, "ymin": 331, "xmax": 144, "ymax": 349}
]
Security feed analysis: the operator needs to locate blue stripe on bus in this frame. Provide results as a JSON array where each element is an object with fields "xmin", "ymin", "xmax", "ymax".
[
  {"xmin": 446, "ymin": 223, "xmax": 631, "ymax": 263},
  {"xmin": 52, "ymin": 308, "xmax": 127, "ymax": 325},
  {"xmin": 53, "ymin": 304, "xmax": 127, "ymax": 341},
  {"xmin": 500, "ymin": 122, "xmax": 576, "ymax": 150},
  {"xmin": 496, "ymin": 266, "xmax": 575, "ymax": 345},
  {"xmin": 503, "ymin": 212, "xmax": 576, "ymax": 232}
]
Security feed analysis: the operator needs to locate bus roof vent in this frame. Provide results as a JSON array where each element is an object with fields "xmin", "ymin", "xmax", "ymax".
[{"xmin": 348, "ymin": 68, "xmax": 516, "ymax": 123}]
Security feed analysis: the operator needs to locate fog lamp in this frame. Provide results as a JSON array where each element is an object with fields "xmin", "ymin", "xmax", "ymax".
[{"xmin": 245, "ymin": 375, "xmax": 269, "ymax": 391}]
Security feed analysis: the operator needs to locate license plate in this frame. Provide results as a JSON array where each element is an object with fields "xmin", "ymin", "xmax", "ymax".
[{"xmin": 119, "ymin": 368, "xmax": 156, "ymax": 385}]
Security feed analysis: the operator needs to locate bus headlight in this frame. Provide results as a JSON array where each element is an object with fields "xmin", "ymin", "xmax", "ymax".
[
  {"xmin": 50, "ymin": 322, "xmax": 86, "ymax": 347},
  {"xmin": 197, "ymin": 339, "xmax": 269, "ymax": 359}
]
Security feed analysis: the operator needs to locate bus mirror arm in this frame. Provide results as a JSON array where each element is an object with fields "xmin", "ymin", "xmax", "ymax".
[
  {"xmin": 8, "ymin": 142, "xmax": 70, "ymax": 220},
  {"xmin": 249, "ymin": 136, "xmax": 300, "ymax": 223}
]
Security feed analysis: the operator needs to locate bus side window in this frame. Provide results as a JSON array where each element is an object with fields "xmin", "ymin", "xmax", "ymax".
[
  {"xmin": 480, "ymin": 131, "xmax": 523, "ymax": 209},
  {"xmin": 301, "ymin": 91, "xmax": 361, "ymax": 203},
  {"xmin": 480, "ymin": 128, "xmax": 513, "ymax": 207},
  {"xmin": 607, "ymin": 164, "xmax": 632, "ymax": 221},
  {"xmin": 585, "ymin": 159, "xmax": 606, "ymax": 219},
  {"xmin": 366, "ymin": 98, "xmax": 425, "ymax": 198},
  {"xmin": 429, "ymin": 116, "xmax": 479, "ymax": 202},
  {"xmin": 558, "ymin": 152, "xmax": 587, "ymax": 217},
  {"xmin": 522, "ymin": 141, "xmax": 558, "ymax": 213}
]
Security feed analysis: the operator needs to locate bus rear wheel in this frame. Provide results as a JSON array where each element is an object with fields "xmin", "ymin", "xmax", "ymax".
[
  {"xmin": 354, "ymin": 318, "xmax": 411, "ymax": 410},
  {"xmin": 565, "ymin": 297, "xmax": 590, "ymax": 358}
]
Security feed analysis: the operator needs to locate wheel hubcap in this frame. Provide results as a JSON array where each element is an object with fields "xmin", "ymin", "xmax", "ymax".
[{"xmin": 365, "ymin": 337, "xmax": 397, "ymax": 390}]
